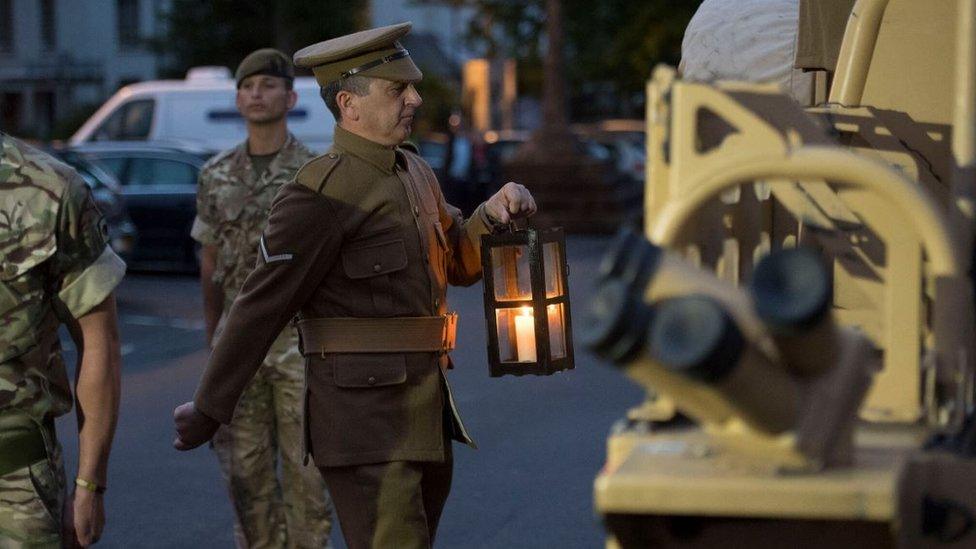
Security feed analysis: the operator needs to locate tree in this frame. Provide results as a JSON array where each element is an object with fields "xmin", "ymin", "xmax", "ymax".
[
  {"xmin": 419, "ymin": 0, "xmax": 702, "ymax": 118},
  {"xmin": 152, "ymin": 0, "xmax": 369, "ymax": 77}
]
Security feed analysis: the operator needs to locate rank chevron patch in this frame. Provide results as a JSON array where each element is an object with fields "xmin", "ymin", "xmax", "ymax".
[{"xmin": 259, "ymin": 235, "xmax": 294, "ymax": 263}]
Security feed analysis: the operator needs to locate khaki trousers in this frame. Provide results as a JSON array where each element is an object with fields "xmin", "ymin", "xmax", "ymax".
[{"xmin": 318, "ymin": 442, "xmax": 453, "ymax": 549}]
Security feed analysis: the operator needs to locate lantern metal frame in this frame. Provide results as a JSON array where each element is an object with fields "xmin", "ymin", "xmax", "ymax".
[{"xmin": 480, "ymin": 226, "xmax": 574, "ymax": 377}]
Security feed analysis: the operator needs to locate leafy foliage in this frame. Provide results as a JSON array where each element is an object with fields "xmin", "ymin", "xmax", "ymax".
[{"xmin": 420, "ymin": 0, "xmax": 702, "ymax": 117}]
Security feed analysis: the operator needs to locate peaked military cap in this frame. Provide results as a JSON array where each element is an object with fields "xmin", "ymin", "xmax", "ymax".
[
  {"xmin": 293, "ymin": 22, "xmax": 423, "ymax": 87},
  {"xmin": 236, "ymin": 48, "xmax": 294, "ymax": 87}
]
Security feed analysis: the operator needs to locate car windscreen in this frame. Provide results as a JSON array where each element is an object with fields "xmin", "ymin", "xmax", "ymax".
[{"xmin": 94, "ymin": 99, "xmax": 155, "ymax": 141}]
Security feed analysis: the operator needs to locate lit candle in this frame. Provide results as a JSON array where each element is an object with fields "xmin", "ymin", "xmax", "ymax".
[{"xmin": 514, "ymin": 307, "xmax": 537, "ymax": 362}]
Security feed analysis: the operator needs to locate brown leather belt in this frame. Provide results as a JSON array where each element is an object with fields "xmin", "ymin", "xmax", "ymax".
[{"xmin": 297, "ymin": 313, "xmax": 458, "ymax": 355}]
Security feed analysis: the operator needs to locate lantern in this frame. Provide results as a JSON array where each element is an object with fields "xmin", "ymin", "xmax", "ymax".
[{"xmin": 481, "ymin": 226, "xmax": 574, "ymax": 376}]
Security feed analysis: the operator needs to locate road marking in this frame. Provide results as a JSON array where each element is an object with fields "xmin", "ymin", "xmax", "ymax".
[{"xmin": 120, "ymin": 314, "xmax": 206, "ymax": 331}]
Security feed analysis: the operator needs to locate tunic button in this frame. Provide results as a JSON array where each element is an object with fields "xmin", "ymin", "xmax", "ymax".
[
  {"xmin": 328, "ymin": 153, "xmax": 337, "ymax": 159},
  {"xmin": 367, "ymin": 376, "xmax": 377, "ymax": 386},
  {"xmin": 373, "ymin": 263, "xmax": 382, "ymax": 272},
  {"xmin": 434, "ymin": 298, "xmax": 440, "ymax": 307}
]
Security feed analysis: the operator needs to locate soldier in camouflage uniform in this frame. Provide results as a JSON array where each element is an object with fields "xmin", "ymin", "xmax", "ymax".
[
  {"xmin": 0, "ymin": 132, "xmax": 125, "ymax": 547},
  {"xmin": 190, "ymin": 49, "xmax": 333, "ymax": 549}
]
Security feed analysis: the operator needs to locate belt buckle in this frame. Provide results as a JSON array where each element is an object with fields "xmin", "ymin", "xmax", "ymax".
[{"xmin": 442, "ymin": 313, "xmax": 458, "ymax": 352}]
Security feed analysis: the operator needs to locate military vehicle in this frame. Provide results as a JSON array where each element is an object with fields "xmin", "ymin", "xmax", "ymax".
[{"xmin": 584, "ymin": 0, "xmax": 976, "ymax": 546}]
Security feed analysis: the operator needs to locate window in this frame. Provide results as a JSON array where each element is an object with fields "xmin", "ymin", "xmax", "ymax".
[
  {"xmin": 33, "ymin": 91, "xmax": 55, "ymax": 138},
  {"xmin": 127, "ymin": 158, "xmax": 197, "ymax": 187},
  {"xmin": 40, "ymin": 0, "xmax": 55, "ymax": 50},
  {"xmin": 95, "ymin": 158, "xmax": 127, "ymax": 180},
  {"xmin": 1, "ymin": 92, "xmax": 21, "ymax": 131},
  {"xmin": 94, "ymin": 99, "xmax": 155, "ymax": 141},
  {"xmin": 117, "ymin": 0, "xmax": 140, "ymax": 48},
  {"xmin": 0, "ymin": 0, "xmax": 12, "ymax": 53}
]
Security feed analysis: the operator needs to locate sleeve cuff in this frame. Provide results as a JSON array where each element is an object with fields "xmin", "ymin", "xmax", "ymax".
[
  {"xmin": 475, "ymin": 203, "xmax": 503, "ymax": 233},
  {"xmin": 193, "ymin": 396, "xmax": 232, "ymax": 425},
  {"xmin": 59, "ymin": 246, "xmax": 127, "ymax": 318},
  {"xmin": 190, "ymin": 216, "xmax": 217, "ymax": 245}
]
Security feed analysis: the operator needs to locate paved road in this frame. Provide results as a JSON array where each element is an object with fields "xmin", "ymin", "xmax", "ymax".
[{"xmin": 56, "ymin": 235, "xmax": 644, "ymax": 548}]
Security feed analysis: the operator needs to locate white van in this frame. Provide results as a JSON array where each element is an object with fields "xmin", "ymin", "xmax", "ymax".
[{"xmin": 70, "ymin": 67, "xmax": 335, "ymax": 153}]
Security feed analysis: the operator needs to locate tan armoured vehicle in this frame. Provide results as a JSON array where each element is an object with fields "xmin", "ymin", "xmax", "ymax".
[{"xmin": 584, "ymin": 0, "xmax": 976, "ymax": 546}]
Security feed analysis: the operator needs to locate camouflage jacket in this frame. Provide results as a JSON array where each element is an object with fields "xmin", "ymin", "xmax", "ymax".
[
  {"xmin": 191, "ymin": 134, "xmax": 313, "ymax": 359},
  {"xmin": 0, "ymin": 133, "xmax": 126, "ymax": 421},
  {"xmin": 191, "ymin": 134, "xmax": 314, "ymax": 304}
]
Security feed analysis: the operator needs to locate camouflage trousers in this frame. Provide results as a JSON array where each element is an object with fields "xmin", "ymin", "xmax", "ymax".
[
  {"xmin": 0, "ymin": 418, "xmax": 65, "ymax": 548},
  {"xmin": 212, "ymin": 335, "xmax": 333, "ymax": 549}
]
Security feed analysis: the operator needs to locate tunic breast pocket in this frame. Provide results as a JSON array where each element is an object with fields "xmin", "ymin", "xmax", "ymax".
[
  {"xmin": 0, "ymin": 231, "xmax": 56, "ymax": 363},
  {"xmin": 325, "ymin": 354, "xmax": 411, "ymax": 457},
  {"xmin": 215, "ymin": 185, "xmax": 249, "ymax": 221},
  {"xmin": 341, "ymin": 237, "xmax": 408, "ymax": 316}
]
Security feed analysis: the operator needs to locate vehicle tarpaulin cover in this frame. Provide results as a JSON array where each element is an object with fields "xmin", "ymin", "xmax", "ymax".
[{"xmin": 679, "ymin": 0, "xmax": 813, "ymax": 105}]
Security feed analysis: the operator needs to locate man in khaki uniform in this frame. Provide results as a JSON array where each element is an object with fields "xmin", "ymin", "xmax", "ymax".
[
  {"xmin": 0, "ymin": 132, "xmax": 125, "ymax": 547},
  {"xmin": 191, "ymin": 49, "xmax": 333, "ymax": 548},
  {"xmin": 175, "ymin": 23, "xmax": 536, "ymax": 548}
]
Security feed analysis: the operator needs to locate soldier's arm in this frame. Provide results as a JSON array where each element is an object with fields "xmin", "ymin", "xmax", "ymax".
[
  {"xmin": 190, "ymin": 182, "xmax": 341, "ymax": 427},
  {"xmin": 190, "ymin": 165, "xmax": 223, "ymax": 346},
  {"xmin": 63, "ymin": 295, "xmax": 121, "ymax": 491},
  {"xmin": 54, "ymin": 175, "xmax": 126, "ymax": 546},
  {"xmin": 199, "ymin": 245, "xmax": 222, "ymax": 347},
  {"xmin": 62, "ymin": 295, "xmax": 121, "ymax": 546},
  {"xmin": 438, "ymin": 175, "xmax": 537, "ymax": 286}
]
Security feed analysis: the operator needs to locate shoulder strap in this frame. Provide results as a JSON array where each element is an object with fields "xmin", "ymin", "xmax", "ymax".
[{"xmin": 296, "ymin": 152, "xmax": 342, "ymax": 194}]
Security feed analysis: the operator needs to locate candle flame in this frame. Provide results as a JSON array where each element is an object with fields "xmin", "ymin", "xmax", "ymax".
[{"xmin": 519, "ymin": 306, "xmax": 533, "ymax": 317}]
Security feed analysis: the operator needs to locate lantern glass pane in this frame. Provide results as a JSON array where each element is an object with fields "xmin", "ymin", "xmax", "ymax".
[
  {"xmin": 491, "ymin": 245, "xmax": 532, "ymax": 301},
  {"xmin": 495, "ymin": 306, "xmax": 537, "ymax": 363},
  {"xmin": 543, "ymin": 242, "xmax": 565, "ymax": 298},
  {"xmin": 547, "ymin": 303, "xmax": 567, "ymax": 359}
]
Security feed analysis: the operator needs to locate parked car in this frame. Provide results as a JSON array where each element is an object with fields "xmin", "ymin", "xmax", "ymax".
[
  {"xmin": 572, "ymin": 119, "xmax": 646, "ymax": 183},
  {"xmin": 416, "ymin": 132, "xmax": 477, "ymax": 215},
  {"xmin": 49, "ymin": 149, "xmax": 138, "ymax": 260},
  {"xmin": 417, "ymin": 130, "xmax": 533, "ymax": 216},
  {"xmin": 419, "ymin": 129, "xmax": 619, "ymax": 217},
  {"xmin": 60, "ymin": 142, "xmax": 211, "ymax": 272},
  {"xmin": 69, "ymin": 66, "xmax": 335, "ymax": 153}
]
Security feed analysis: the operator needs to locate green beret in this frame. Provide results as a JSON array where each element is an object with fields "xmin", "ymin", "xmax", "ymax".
[
  {"xmin": 293, "ymin": 22, "xmax": 422, "ymax": 87},
  {"xmin": 235, "ymin": 48, "xmax": 294, "ymax": 87}
]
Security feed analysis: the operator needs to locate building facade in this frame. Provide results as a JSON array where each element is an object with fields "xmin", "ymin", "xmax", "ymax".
[
  {"xmin": 0, "ymin": 0, "xmax": 169, "ymax": 138},
  {"xmin": 368, "ymin": 0, "xmax": 476, "ymax": 68}
]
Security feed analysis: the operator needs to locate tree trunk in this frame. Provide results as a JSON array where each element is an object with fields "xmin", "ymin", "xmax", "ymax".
[{"xmin": 514, "ymin": 0, "xmax": 580, "ymax": 163}]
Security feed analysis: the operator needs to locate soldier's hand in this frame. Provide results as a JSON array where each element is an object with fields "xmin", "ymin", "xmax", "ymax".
[
  {"xmin": 173, "ymin": 401, "xmax": 219, "ymax": 451},
  {"xmin": 485, "ymin": 182, "xmax": 537, "ymax": 225},
  {"xmin": 63, "ymin": 487, "xmax": 104, "ymax": 547}
]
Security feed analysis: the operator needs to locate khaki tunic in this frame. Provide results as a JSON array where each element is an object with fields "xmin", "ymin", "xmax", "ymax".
[{"xmin": 195, "ymin": 125, "xmax": 493, "ymax": 467}]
